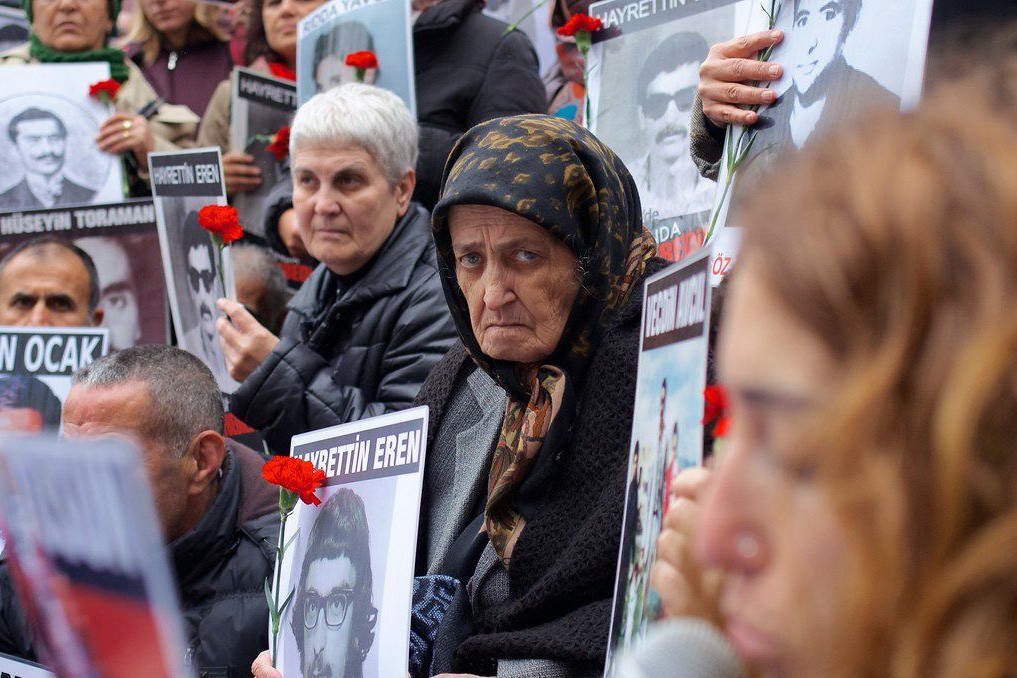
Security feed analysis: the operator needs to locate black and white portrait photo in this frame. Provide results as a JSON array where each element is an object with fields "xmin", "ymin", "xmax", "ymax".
[
  {"xmin": 627, "ymin": 32, "xmax": 716, "ymax": 223},
  {"xmin": 312, "ymin": 21, "xmax": 377, "ymax": 93},
  {"xmin": 290, "ymin": 488, "xmax": 377, "ymax": 678},
  {"xmin": 296, "ymin": 0, "xmax": 415, "ymax": 109},
  {"xmin": 0, "ymin": 64, "xmax": 126, "ymax": 212},
  {"xmin": 736, "ymin": 0, "xmax": 933, "ymax": 182},
  {"xmin": 589, "ymin": 2, "xmax": 732, "ymax": 235},
  {"xmin": 155, "ymin": 195, "xmax": 238, "ymax": 394},
  {"xmin": 278, "ymin": 409, "xmax": 429, "ymax": 677}
]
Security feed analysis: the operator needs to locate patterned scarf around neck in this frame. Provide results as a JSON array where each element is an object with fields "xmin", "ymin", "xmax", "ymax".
[{"xmin": 29, "ymin": 33, "xmax": 130, "ymax": 83}]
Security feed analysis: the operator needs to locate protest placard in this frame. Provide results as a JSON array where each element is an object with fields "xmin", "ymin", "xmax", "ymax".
[
  {"xmin": 0, "ymin": 64, "xmax": 125, "ymax": 212},
  {"xmin": 707, "ymin": 0, "xmax": 934, "ymax": 279},
  {"xmin": 230, "ymin": 68, "xmax": 297, "ymax": 240},
  {"xmin": 0, "ymin": 6, "xmax": 29, "ymax": 53},
  {"xmin": 273, "ymin": 406, "xmax": 428, "ymax": 677},
  {"xmin": 0, "ymin": 326, "xmax": 109, "ymax": 433},
  {"xmin": 587, "ymin": 0, "xmax": 731, "ymax": 262},
  {"xmin": 0, "ymin": 199, "xmax": 169, "ymax": 350},
  {"xmin": 149, "ymin": 147, "xmax": 239, "ymax": 395},
  {"xmin": 0, "ymin": 437, "xmax": 191, "ymax": 677},
  {"xmin": 296, "ymin": 0, "xmax": 416, "ymax": 111},
  {"xmin": 604, "ymin": 249, "xmax": 712, "ymax": 675},
  {"xmin": 0, "ymin": 652, "xmax": 54, "ymax": 678}
]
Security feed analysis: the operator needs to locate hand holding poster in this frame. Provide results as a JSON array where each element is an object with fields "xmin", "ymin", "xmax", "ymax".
[
  {"xmin": 605, "ymin": 249, "xmax": 712, "ymax": 675},
  {"xmin": 0, "ymin": 64, "xmax": 126, "ymax": 212},
  {"xmin": 0, "ymin": 326, "xmax": 110, "ymax": 433},
  {"xmin": 707, "ymin": 0, "xmax": 934, "ymax": 274},
  {"xmin": 296, "ymin": 0, "xmax": 416, "ymax": 111},
  {"xmin": 0, "ymin": 437, "xmax": 191, "ymax": 677},
  {"xmin": 274, "ymin": 407, "xmax": 428, "ymax": 677},
  {"xmin": 0, "ymin": 199, "xmax": 169, "ymax": 350},
  {"xmin": 149, "ymin": 148, "xmax": 240, "ymax": 395}
]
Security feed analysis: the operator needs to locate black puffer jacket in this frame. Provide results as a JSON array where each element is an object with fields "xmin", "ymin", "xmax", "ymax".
[
  {"xmin": 0, "ymin": 442, "xmax": 279, "ymax": 677},
  {"xmin": 231, "ymin": 203, "xmax": 458, "ymax": 454},
  {"xmin": 413, "ymin": 0, "xmax": 547, "ymax": 209}
]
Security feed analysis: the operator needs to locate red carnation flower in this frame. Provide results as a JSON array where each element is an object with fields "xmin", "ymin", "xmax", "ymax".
[
  {"xmin": 266, "ymin": 125, "xmax": 290, "ymax": 162},
  {"xmin": 197, "ymin": 204, "xmax": 243, "ymax": 245},
  {"xmin": 262, "ymin": 456, "xmax": 326, "ymax": 507},
  {"xmin": 344, "ymin": 50, "xmax": 378, "ymax": 70},
  {"xmin": 88, "ymin": 79, "xmax": 121, "ymax": 104},
  {"xmin": 556, "ymin": 13, "xmax": 603, "ymax": 37},
  {"xmin": 702, "ymin": 384, "xmax": 730, "ymax": 438}
]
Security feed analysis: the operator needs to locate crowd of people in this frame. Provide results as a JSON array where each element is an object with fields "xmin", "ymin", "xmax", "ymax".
[{"xmin": 1, "ymin": 0, "xmax": 1017, "ymax": 676}]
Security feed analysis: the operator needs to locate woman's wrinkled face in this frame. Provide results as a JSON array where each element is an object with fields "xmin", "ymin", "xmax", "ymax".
[
  {"xmin": 139, "ymin": 0, "xmax": 195, "ymax": 36},
  {"xmin": 449, "ymin": 205, "xmax": 580, "ymax": 364},
  {"xmin": 263, "ymin": 0, "xmax": 325, "ymax": 64},
  {"xmin": 32, "ymin": 0, "xmax": 112, "ymax": 52},
  {"xmin": 694, "ymin": 258, "xmax": 853, "ymax": 678},
  {"xmin": 291, "ymin": 142, "xmax": 413, "ymax": 276}
]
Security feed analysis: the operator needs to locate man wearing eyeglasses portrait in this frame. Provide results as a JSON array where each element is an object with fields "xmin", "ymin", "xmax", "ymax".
[
  {"xmin": 630, "ymin": 31, "xmax": 715, "ymax": 224},
  {"xmin": 180, "ymin": 209, "xmax": 232, "ymax": 391},
  {"xmin": 292, "ymin": 487, "xmax": 377, "ymax": 678}
]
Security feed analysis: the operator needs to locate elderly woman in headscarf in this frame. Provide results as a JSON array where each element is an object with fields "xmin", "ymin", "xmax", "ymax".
[
  {"xmin": 414, "ymin": 114, "xmax": 666, "ymax": 677},
  {"xmin": 0, "ymin": 0, "xmax": 198, "ymax": 197}
]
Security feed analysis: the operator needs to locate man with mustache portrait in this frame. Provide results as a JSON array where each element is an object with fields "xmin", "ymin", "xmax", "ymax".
[
  {"xmin": 0, "ymin": 107, "xmax": 97, "ymax": 210},
  {"xmin": 629, "ymin": 32, "xmax": 715, "ymax": 222},
  {"xmin": 181, "ymin": 209, "xmax": 231, "ymax": 391}
]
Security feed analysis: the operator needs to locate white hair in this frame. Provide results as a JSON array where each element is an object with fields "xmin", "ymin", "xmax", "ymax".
[{"xmin": 289, "ymin": 83, "xmax": 418, "ymax": 185}]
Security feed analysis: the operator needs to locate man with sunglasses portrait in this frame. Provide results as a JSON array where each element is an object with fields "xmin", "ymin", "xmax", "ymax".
[
  {"xmin": 292, "ymin": 487, "xmax": 377, "ymax": 678},
  {"xmin": 181, "ymin": 210, "xmax": 232, "ymax": 391},
  {"xmin": 630, "ymin": 32, "xmax": 715, "ymax": 224}
]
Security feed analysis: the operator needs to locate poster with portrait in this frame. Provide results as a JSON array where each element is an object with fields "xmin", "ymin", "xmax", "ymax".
[
  {"xmin": 0, "ymin": 326, "xmax": 110, "ymax": 434},
  {"xmin": 0, "ymin": 199, "xmax": 169, "ymax": 350},
  {"xmin": 604, "ymin": 249, "xmax": 712, "ymax": 675},
  {"xmin": 296, "ymin": 0, "xmax": 416, "ymax": 112},
  {"xmin": 149, "ymin": 148, "xmax": 239, "ymax": 395},
  {"xmin": 709, "ymin": 0, "xmax": 934, "ymax": 270},
  {"xmin": 483, "ymin": 0, "xmax": 556, "ymax": 74},
  {"xmin": 587, "ymin": 0, "xmax": 747, "ymax": 263},
  {"xmin": 231, "ymin": 68, "xmax": 297, "ymax": 240},
  {"xmin": 0, "ymin": 437, "xmax": 191, "ymax": 677},
  {"xmin": 274, "ymin": 407, "xmax": 429, "ymax": 678},
  {"xmin": 0, "ymin": 64, "xmax": 125, "ymax": 212},
  {"xmin": 0, "ymin": 6, "xmax": 30, "ymax": 53},
  {"xmin": 0, "ymin": 652, "xmax": 53, "ymax": 678}
]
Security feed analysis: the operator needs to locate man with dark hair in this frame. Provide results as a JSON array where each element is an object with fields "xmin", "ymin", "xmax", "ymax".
[
  {"xmin": 0, "ymin": 107, "xmax": 97, "ymax": 210},
  {"xmin": 0, "ymin": 236, "xmax": 102, "ymax": 327},
  {"xmin": 630, "ymin": 32, "xmax": 715, "ymax": 222},
  {"xmin": 76, "ymin": 236, "xmax": 142, "ymax": 350},
  {"xmin": 292, "ymin": 487, "xmax": 376, "ymax": 678},
  {"xmin": 757, "ymin": 0, "xmax": 898, "ymax": 153},
  {"xmin": 0, "ymin": 346, "xmax": 280, "ymax": 675},
  {"xmin": 180, "ymin": 210, "xmax": 230, "ymax": 389}
]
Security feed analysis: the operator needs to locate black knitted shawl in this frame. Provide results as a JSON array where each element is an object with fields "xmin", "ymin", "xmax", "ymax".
[{"xmin": 416, "ymin": 257, "xmax": 669, "ymax": 674}]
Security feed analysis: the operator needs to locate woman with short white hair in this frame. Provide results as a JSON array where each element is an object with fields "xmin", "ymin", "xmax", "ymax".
[{"xmin": 217, "ymin": 83, "xmax": 457, "ymax": 454}]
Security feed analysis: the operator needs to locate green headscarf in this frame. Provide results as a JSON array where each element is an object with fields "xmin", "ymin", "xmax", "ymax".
[{"xmin": 23, "ymin": 0, "xmax": 130, "ymax": 83}]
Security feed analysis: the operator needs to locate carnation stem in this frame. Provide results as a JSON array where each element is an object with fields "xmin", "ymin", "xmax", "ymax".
[{"xmin": 270, "ymin": 502, "xmax": 292, "ymax": 666}]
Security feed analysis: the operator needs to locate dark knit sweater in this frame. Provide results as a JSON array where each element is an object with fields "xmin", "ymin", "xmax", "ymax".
[{"xmin": 416, "ymin": 257, "xmax": 669, "ymax": 674}]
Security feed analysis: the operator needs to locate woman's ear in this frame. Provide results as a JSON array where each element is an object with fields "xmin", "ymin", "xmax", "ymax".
[{"xmin": 394, "ymin": 170, "xmax": 416, "ymax": 217}]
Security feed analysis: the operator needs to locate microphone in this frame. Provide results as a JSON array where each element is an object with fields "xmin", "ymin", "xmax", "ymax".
[{"xmin": 614, "ymin": 618, "xmax": 747, "ymax": 678}]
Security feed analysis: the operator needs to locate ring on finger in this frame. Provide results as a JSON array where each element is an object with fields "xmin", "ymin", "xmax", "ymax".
[
  {"xmin": 122, "ymin": 130, "xmax": 130, "ymax": 141},
  {"xmin": 123, "ymin": 120, "xmax": 132, "ymax": 131}
]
